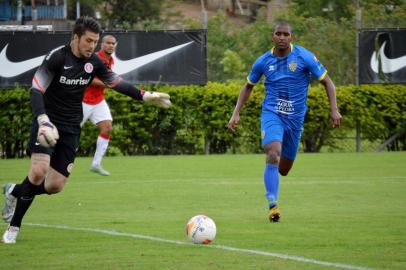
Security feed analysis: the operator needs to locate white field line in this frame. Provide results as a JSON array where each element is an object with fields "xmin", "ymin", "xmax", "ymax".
[
  {"xmin": 26, "ymin": 223, "xmax": 374, "ymax": 270},
  {"xmin": 75, "ymin": 177, "xmax": 406, "ymax": 185},
  {"xmin": 74, "ymin": 176, "xmax": 406, "ymax": 185}
]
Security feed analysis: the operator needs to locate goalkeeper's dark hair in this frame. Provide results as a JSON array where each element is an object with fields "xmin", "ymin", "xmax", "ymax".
[{"xmin": 73, "ymin": 16, "xmax": 101, "ymax": 38}]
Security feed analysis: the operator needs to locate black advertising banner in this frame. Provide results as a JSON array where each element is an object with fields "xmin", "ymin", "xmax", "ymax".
[
  {"xmin": 0, "ymin": 30, "xmax": 207, "ymax": 88},
  {"xmin": 359, "ymin": 29, "xmax": 406, "ymax": 84}
]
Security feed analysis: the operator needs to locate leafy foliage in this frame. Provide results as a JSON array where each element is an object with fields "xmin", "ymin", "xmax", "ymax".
[
  {"xmin": 220, "ymin": 50, "xmax": 246, "ymax": 81},
  {"xmin": 68, "ymin": 1, "xmax": 405, "ymax": 83},
  {"xmin": 67, "ymin": 0, "xmax": 102, "ymax": 19},
  {"xmin": 1, "ymin": 84, "xmax": 405, "ymax": 158},
  {"xmin": 0, "ymin": 87, "xmax": 31, "ymax": 158},
  {"xmin": 359, "ymin": 0, "xmax": 406, "ymax": 28},
  {"xmin": 303, "ymin": 84, "xmax": 406, "ymax": 152},
  {"xmin": 205, "ymin": 12, "xmax": 239, "ymax": 82},
  {"xmin": 103, "ymin": 0, "xmax": 164, "ymax": 30},
  {"xmin": 199, "ymin": 1, "xmax": 406, "ymax": 84},
  {"xmin": 290, "ymin": 0, "xmax": 353, "ymax": 21}
]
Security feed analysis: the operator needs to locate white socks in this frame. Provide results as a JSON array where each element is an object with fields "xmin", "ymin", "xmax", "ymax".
[{"xmin": 92, "ymin": 135, "xmax": 109, "ymax": 167}]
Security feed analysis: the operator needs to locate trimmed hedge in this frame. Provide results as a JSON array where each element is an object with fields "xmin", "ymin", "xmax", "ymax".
[
  {"xmin": 1, "ymin": 83, "xmax": 405, "ymax": 158},
  {"xmin": 0, "ymin": 87, "xmax": 32, "ymax": 158},
  {"xmin": 304, "ymin": 84, "xmax": 406, "ymax": 152}
]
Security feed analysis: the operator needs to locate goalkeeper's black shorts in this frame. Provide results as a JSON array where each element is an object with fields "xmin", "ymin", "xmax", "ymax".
[{"xmin": 27, "ymin": 120, "xmax": 80, "ymax": 177}]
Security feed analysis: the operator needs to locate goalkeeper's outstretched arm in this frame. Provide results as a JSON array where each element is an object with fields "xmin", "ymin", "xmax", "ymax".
[
  {"xmin": 96, "ymin": 55, "xmax": 171, "ymax": 109},
  {"xmin": 110, "ymin": 79, "xmax": 172, "ymax": 109}
]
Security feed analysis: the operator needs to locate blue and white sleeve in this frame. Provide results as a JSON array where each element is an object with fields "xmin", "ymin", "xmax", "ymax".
[{"xmin": 304, "ymin": 50, "xmax": 327, "ymax": 81}]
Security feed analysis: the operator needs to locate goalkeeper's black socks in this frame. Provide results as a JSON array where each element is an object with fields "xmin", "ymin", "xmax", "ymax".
[
  {"xmin": 11, "ymin": 177, "xmax": 48, "ymax": 197},
  {"xmin": 11, "ymin": 182, "xmax": 23, "ymax": 198},
  {"xmin": 10, "ymin": 176, "xmax": 45, "ymax": 228},
  {"xmin": 34, "ymin": 180, "xmax": 48, "ymax": 195}
]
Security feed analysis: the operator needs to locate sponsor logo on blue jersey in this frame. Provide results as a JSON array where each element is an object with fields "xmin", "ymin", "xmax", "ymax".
[{"xmin": 276, "ymin": 98, "xmax": 295, "ymax": 115}]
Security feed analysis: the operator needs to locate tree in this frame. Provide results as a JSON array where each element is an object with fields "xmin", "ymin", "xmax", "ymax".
[
  {"xmin": 291, "ymin": 0, "xmax": 353, "ymax": 21},
  {"xmin": 359, "ymin": 0, "xmax": 406, "ymax": 28},
  {"xmin": 67, "ymin": 0, "xmax": 104, "ymax": 19},
  {"xmin": 206, "ymin": 11, "xmax": 239, "ymax": 81},
  {"xmin": 202, "ymin": 0, "xmax": 406, "ymax": 84},
  {"xmin": 104, "ymin": 0, "xmax": 164, "ymax": 29},
  {"xmin": 220, "ymin": 50, "xmax": 246, "ymax": 81}
]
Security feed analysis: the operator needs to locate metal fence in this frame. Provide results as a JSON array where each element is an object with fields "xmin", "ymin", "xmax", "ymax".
[
  {"xmin": 0, "ymin": 3, "xmax": 65, "ymax": 21},
  {"xmin": 317, "ymin": 136, "xmax": 382, "ymax": 153}
]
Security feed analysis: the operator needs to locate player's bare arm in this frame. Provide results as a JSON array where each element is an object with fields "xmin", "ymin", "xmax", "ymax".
[
  {"xmin": 320, "ymin": 74, "xmax": 342, "ymax": 128},
  {"xmin": 228, "ymin": 82, "xmax": 254, "ymax": 132},
  {"xmin": 90, "ymin": 77, "xmax": 106, "ymax": 88}
]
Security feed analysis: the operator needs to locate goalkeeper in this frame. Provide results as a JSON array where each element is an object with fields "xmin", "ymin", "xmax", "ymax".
[{"xmin": 1, "ymin": 16, "xmax": 171, "ymax": 244}]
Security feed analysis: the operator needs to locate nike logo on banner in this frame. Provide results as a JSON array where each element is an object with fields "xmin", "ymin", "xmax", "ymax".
[
  {"xmin": 0, "ymin": 42, "xmax": 193, "ymax": 78},
  {"xmin": 112, "ymin": 41, "xmax": 193, "ymax": 75},
  {"xmin": 0, "ymin": 44, "xmax": 46, "ymax": 78},
  {"xmin": 370, "ymin": 41, "xmax": 406, "ymax": 74}
]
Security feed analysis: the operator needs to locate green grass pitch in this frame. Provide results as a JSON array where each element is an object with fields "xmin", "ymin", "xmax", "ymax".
[{"xmin": 0, "ymin": 152, "xmax": 405, "ymax": 270}]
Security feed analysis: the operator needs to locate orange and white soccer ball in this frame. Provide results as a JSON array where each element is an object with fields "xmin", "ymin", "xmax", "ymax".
[{"xmin": 186, "ymin": 215, "xmax": 216, "ymax": 244}]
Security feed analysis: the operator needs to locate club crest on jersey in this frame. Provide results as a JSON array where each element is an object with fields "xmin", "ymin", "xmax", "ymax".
[
  {"xmin": 288, "ymin": 62, "xmax": 297, "ymax": 72},
  {"xmin": 67, "ymin": 163, "xmax": 74, "ymax": 173},
  {"xmin": 268, "ymin": 65, "xmax": 275, "ymax": 71},
  {"xmin": 84, "ymin": 63, "xmax": 93, "ymax": 73}
]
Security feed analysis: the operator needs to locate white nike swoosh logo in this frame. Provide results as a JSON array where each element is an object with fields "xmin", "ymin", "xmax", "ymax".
[
  {"xmin": 0, "ymin": 42, "xmax": 193, "ymax": 78},
  {"xmin": 64, "ymin": 65, "xmax": 73, "ymax": 69},
  {"xmin": 0, "ymin": 44, "xmax": 46, "ymax": 78},
  {"xmin": 112, "ymin": 41, "xmax": 193, "ymax": 75},
  {"xmin": 370, "ymin": 41, "xmax": 406, "ymax": 74}
]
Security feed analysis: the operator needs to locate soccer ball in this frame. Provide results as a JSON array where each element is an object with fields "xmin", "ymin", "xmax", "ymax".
[{"xmin": 186, "ymin": 215, "xmax": 216, "ymax": 244}]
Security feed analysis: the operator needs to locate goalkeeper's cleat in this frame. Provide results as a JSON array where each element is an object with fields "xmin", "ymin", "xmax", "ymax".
[
  {"xmin": 91, "ymin": 165, "xmax": 110, "ymax": 176},
  {"xmin": 2, "ymin": 183, "xmax": 16, "ymax": 223},
  {"xmin": 268, "ymin": 206, "xmax": 281, "ymax": 223},
  {"xmin": 1, "ymin": 226, "xmax": 19, "ymax": 244}
]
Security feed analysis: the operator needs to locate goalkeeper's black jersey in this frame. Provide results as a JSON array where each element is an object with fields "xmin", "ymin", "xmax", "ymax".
[{"xmin": 31, "ymin": 44, "xmax": 119, "ymax": 133}]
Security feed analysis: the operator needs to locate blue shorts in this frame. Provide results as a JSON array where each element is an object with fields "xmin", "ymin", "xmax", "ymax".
[{"xmin": 261, "ymin": 112, "xmax": 303, "ymax": 161}]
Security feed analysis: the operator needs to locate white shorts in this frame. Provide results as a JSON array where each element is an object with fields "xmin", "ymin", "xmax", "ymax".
[{"xmin": 81, "ymin": 100, "xmax": 113, "ymax": 126}]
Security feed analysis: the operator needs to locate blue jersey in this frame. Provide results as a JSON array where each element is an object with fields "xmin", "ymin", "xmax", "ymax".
[{"xmin": 248, "ymin": 44, "xmax": 327, "ymax": 129}]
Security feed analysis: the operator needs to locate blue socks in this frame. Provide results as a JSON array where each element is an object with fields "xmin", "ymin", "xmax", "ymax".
[{"xmin": 264, "ymin": 163, "xmax": 279, "ymax": 208}]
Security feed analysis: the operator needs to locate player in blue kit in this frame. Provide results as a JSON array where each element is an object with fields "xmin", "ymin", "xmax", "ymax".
[{"xmin": 228, "ymin": 21, "xmax": 342, "ymax": 222}]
